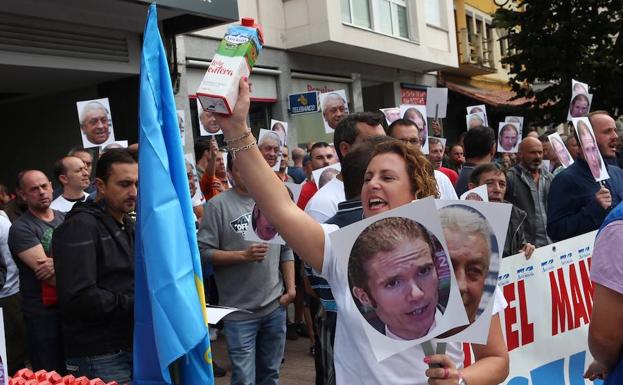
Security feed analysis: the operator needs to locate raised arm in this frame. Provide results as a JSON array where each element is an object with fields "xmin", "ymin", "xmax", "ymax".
[{"xmin": 214, "ymin": 78, "xmax": 325, "ymax": 271}]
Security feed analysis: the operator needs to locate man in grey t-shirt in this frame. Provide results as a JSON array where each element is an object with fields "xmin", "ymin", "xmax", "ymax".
[
  {"xmin": 8, "ymin": 170, "xmax": 65, "ymax": 373},
  {"xmin": 198, "ymin": 153, "xmax": 295, "ymax": 385}
]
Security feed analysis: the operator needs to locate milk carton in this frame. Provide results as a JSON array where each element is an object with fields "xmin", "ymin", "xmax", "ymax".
[{"xmin": 196, "ymin": 17, "xmax": 264, "ymax": 115}]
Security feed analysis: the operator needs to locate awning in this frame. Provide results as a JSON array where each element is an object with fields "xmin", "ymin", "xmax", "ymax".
[{"xmin": 444, "ymin": 81, "xmax": 532, "ymax": 108}]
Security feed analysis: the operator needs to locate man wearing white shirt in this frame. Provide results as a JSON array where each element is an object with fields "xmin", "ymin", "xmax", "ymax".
[
  {"xmin": 305, "ymin": 112, "xmax": 386, "ymax": 223},
  {"xmin": 51, "ymin": 156, "xmax": 90, "ymax": 213},
  {"xmin": 387, "ymin": 120, "xmax": 458, "ymax": 200}
]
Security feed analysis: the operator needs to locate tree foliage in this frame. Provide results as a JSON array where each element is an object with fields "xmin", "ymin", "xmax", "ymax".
[{"xmin": 493, "ymin": 0, "xmax": 623, "ymax": 124}]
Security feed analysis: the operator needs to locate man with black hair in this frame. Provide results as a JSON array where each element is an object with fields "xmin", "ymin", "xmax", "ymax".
[
  {"xmin": 386, "ymin": 120, "xmax": 457, "ymax": 200},
  {"xmin": 194, "ymin": 139, "xmax": 212, "ymax": 180},
  {"xmin": 198, "ymin": 152, "xmax": 294, "ymax": 385},
  {"xmin": 8, "ymin": 170, "xmax": 65, "ymax": 373},
  {"xmin": 50, "ymin": 156, "xmax": 90, "ymax": 212},
  {"xmin": 52, "ymin": 149, "xmax": 137, "ymax": 384},
  {"xmin": 455, "ymin": 126, "xmax": 497, "ymax": 195},
  {"xmin": 468, "ymin": 163, "xmax": 534, "ymax": 258},
  {"xmin": 333, "ymin": 112, "xmax": 385, "ymax": 164},
  {"xmin": 297, "ymin": 142, "xmax": 338, "ymax": 211},
  {"xmin": 305, "ymin": 113, "xmax": 385, "ymax": 223},
  {"xmin": 386, "ymin": 118, "xmax": 422, "ymax": 146}
]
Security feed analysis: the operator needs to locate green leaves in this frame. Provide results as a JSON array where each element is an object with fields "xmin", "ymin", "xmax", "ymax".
[{"xmin": 493, "ymin": 0, "xmax": 623, "ymax": 123}]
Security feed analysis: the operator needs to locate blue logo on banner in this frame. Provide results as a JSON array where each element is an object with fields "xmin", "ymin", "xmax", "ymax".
[
  {"xmin": 517, "ymin": 265, "xmax": 535, "ymax": 280},
  {"xmin": 498, "ymin": 273, "xmax": 511, "ymax": 285},
  {"xmin": 560, "ymin": 252, "xmax": 573, "ymax": 265},
  {"xmin": 289, "ymin": 91, "xmax": 320, "ymax": 114},
  {"xmin": 540, "ymin": 258, "xmax": 555, "ymax": 272},
  {"xmin": 577, "ymin": 246, "xmax": 591, "ymax": 259}
]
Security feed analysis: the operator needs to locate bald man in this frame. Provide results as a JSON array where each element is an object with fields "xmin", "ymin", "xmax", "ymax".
[
  {"xmin": 547, "ymin": 111, "xmax": 623, "ymax": 241},
  {"xmin": 505, "ymin": 137, "xmax": 555, "ymax": 247}
]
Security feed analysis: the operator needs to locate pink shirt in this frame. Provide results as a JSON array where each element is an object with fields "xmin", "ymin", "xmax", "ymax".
[{"xmin": 591, "ymin": 221, "xmax": 623, "ymax": 294}]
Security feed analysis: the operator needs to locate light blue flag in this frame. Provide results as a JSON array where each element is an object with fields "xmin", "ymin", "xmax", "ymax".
[{"xmin": 134, "ymin": 4, "xmax": 213, "ymax": 385}]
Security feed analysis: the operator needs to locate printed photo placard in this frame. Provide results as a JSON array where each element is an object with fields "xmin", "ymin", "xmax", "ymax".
[
  {"xmin": 572, "ymin": 117, "xmax": 610, "ymax": 182},
  {"xmin": 76, "ymin": 98, "xmax": 116, "ymax": 149},
  {"xmin": 320, "ymin": 90, "xmax": 349, "ymax": 134},
  {"xmin": 329, "ymin": 198, "xmax": 469, "ymax": 362}
]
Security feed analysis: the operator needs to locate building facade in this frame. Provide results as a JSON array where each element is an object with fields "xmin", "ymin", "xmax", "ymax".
[
  {"xmin": 440, "ymin": 0, "xmax": 530, "ymax": 141},
  {"xmin": 177, "ymin": 0, "xmax": 459, "ymax": 147},
  {"xmin": 0, "ymin": 0, "xmax": 237, "ymax": 189}
]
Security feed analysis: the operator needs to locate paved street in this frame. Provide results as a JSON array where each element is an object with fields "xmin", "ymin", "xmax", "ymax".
[{"xmin": 212, "ymin": 331, "xmax": 316, "ymax": 385}]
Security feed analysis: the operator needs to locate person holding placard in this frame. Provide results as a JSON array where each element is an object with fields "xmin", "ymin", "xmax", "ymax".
[
  {"xmin": 197, "ymin": 152, "xmax": 295, "ymax": 385},
  {"xmin": 213, "ymin": 78, "xmax": 509, "ymax": 385},
  {"xmin": 547, "ymin": 111, "xmax": 623, "ymax": 241}
]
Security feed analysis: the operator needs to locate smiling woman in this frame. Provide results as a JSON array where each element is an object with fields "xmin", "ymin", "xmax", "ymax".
[{"xmin": 212, "ymin": 78, "xmax": 509, "ymax": 385}]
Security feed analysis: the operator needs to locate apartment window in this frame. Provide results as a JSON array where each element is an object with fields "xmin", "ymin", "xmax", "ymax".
[
  {"xmin": 425, "ymin": 0, "xmax": 447, "ymax": 29},
  {"xmin": 341, "ymin": 0, "xmax": 409, "ymax": 39}
]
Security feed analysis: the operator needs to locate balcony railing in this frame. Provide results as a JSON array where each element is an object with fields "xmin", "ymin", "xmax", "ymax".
[{"xmin": 457, "ymin": 28, "xmax": 495, "ymax": 68}]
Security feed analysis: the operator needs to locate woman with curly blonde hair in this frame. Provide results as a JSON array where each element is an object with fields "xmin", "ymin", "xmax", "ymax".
[{"xmin": 213, "ymin": 78, "xmax": 509, "ymax": 385}]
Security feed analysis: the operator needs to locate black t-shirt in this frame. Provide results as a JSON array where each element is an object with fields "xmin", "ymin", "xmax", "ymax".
[{"xmin": 8, "ymin": 210, "xmax": 64, "ymax": 318}]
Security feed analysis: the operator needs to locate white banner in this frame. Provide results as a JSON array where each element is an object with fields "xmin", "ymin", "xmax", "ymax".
[{"xmin": 486, "ymin": 231, "xmax": 602, "ymax": 385}]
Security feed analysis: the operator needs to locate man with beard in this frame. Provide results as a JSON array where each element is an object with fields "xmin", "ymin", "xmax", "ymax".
[
  {"xmin": 548, "ymin": 111, "xmax": 623, "ymax": 241},
  {"xmin": 505, "ymin": 137, "xmax": 554, "ymax": 247},
  {"xmin": 52, "ymin": 149, "xmax": 137, "ymax": 384}
]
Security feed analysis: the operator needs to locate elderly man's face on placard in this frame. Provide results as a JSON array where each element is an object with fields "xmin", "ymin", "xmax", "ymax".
[
  {"xmin": 82, "ymin": 105, "xmax": 110, "ymax": 145},
  {"xmin": 323, "ymin": 95, "xmax": 348, "ymax": 129},
  {"xmin": 259, "ymin": 136, "xmax": 281, "ymax": 167},
  {"xmin": 444, "ymin": 228, "xmax": 488, "ymax": 323},
  {"xmin": 384, "ymin": 108, "xmax": 401, "ymax": 123}
]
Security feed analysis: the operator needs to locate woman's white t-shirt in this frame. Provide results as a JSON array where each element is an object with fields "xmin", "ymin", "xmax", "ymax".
[{"xmin": 320, "ymin": 223, "xmax": 506, "ymax": 385}]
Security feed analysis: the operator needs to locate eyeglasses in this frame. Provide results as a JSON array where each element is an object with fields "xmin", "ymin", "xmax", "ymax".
[{"xmin": 401, "ymin": 138, "xmax": 420, "ymax": 145}]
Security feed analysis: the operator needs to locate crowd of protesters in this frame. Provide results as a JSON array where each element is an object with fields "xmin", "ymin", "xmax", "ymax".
[{"xmin": 1, "ymin": 84, "xmax": 623, "ymax": 385}]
